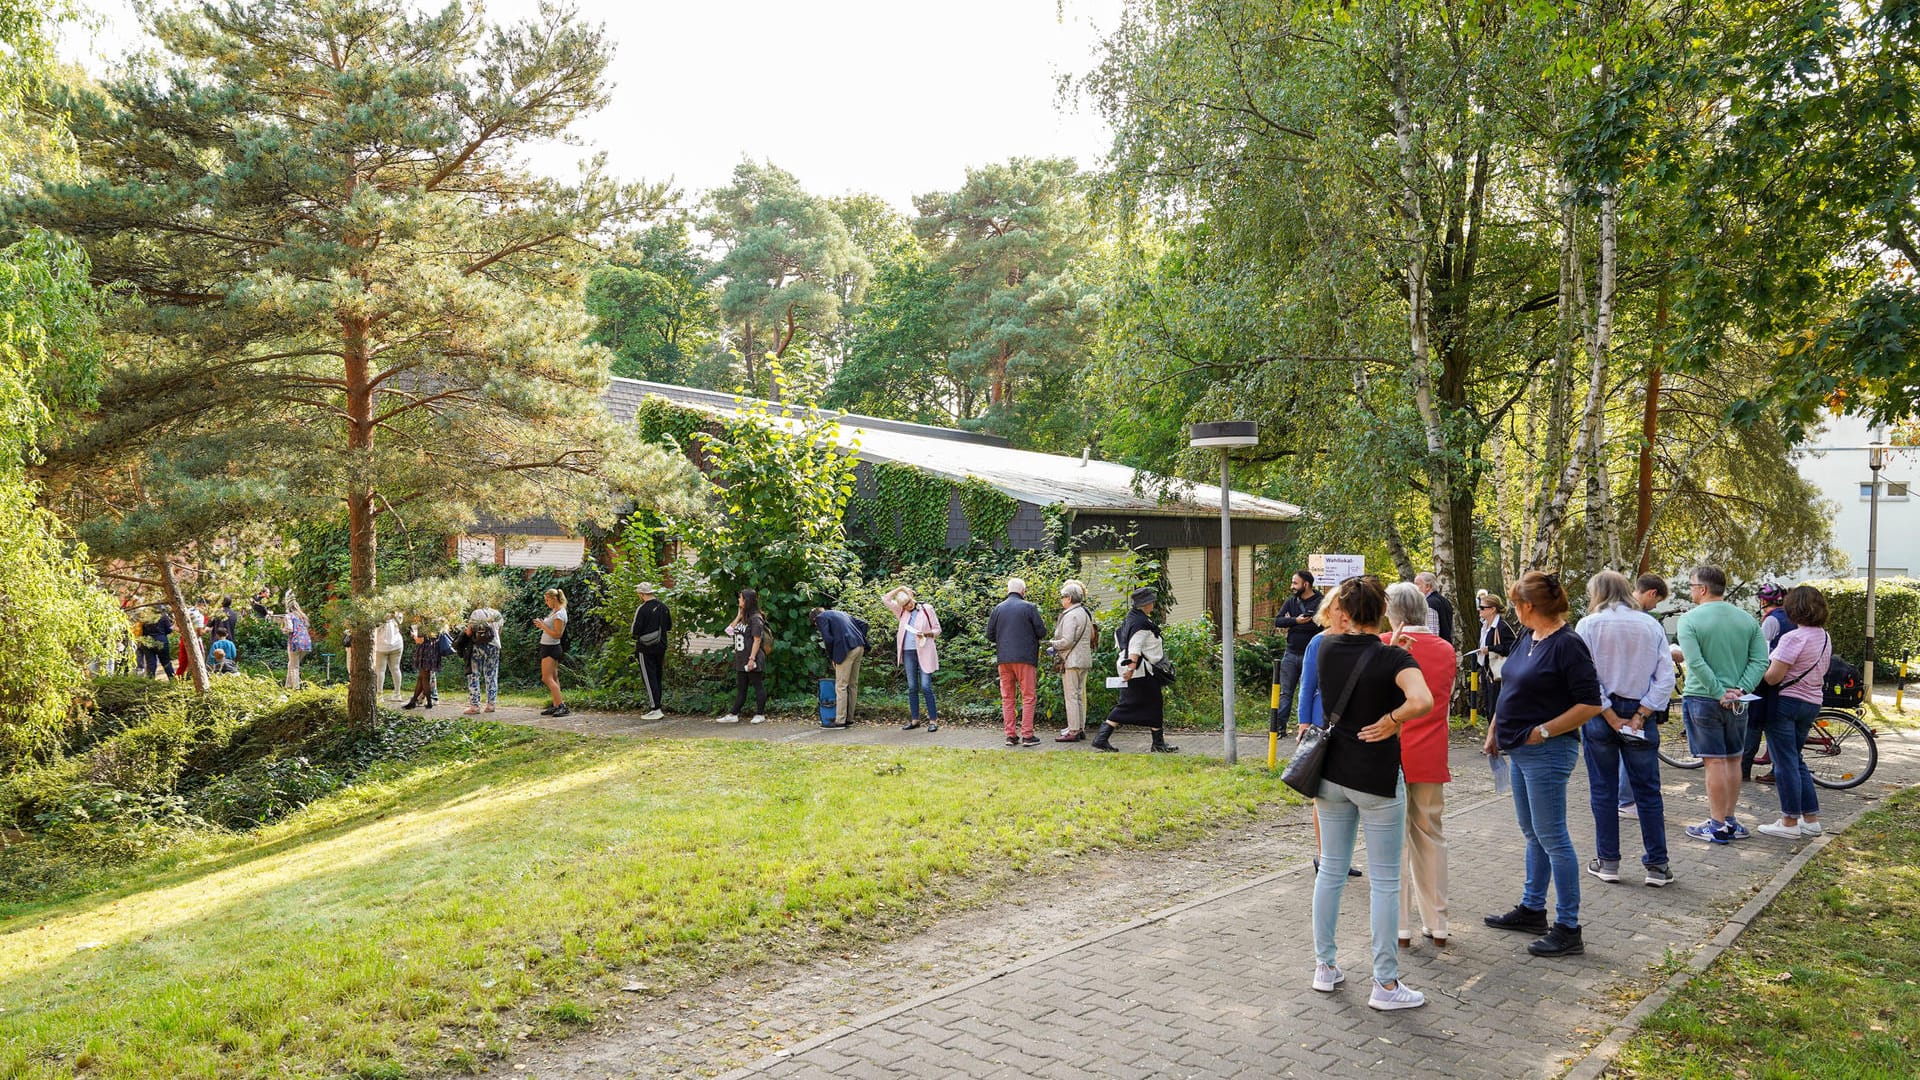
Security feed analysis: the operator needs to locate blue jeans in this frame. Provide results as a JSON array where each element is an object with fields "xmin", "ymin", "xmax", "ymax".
[
  {"xmin": 1313, "ymin": 778, "xmax": 1407, "ymax": 985},
  {"xmin": 1767, "ymin": 697, "xmax": 1822, "ymax": 819},
  {"xmin": 1583, "ymin": 711, "xmax": 1668, "ymax": 867},
  {"xmin": 1273, "ymin": 650, "xmax": 1304, "ymax": 731},
  {"xmin": 1508, "ymin": 734, "xmax": 1582, "ymax": 928},
  {"xmin": 904, "ymin": 650, "xmax": 937, "ymax": 722}
]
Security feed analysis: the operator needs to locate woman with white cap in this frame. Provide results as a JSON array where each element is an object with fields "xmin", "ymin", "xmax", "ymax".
[{"xmin": 631, "ymin": 582, "xmax": 673, "ymax": 721}]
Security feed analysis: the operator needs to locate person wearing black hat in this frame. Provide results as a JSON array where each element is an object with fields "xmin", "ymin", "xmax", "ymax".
[{"xmin": 1090, "ymin": 587, "xmax": 1177, "ymax": 753}]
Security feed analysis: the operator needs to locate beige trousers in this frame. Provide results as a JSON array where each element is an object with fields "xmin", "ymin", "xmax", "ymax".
[
  {"xmin": 834, "ymin": 646, "xmax": 864, "ymax": 723},
  {"xmin": 1400, "ymin": 781, "xmax": 1449, "ymax": 939},
  {"xmin": 1061, "ymin": 667, "xmax": 1090, "ymax": 732}
]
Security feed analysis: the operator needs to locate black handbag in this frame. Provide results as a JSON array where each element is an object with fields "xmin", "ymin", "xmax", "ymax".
[{"xmin": 1281, "ymin": 642, "xmax": 1379, "ymax": 798}]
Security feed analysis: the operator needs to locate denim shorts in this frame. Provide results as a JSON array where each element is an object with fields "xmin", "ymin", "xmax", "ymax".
[{"xmin": 1681, "ymin": 695, "xmax": 1748, "ymax": 758}]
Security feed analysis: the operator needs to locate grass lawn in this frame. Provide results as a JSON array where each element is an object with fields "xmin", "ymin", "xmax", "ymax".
[
  {"xmin": 1, "ymin": 725, "xmax": 1292, "ymax": 1080},
  {"xmin": 1610, "ymin": 784, "xmax": 1920, "ymax": 1079}
]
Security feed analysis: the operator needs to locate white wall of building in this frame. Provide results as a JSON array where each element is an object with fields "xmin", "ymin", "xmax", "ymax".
[
  {"xmin": 455, "ymin": 534, "xmax": 587, "ymax": 570},
  {"xmin": 1792, "ymin": 413, "xmax": 1920, "ymax": 580}
]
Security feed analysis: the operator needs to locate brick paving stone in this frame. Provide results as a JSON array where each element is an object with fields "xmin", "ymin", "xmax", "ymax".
[{"xmin": 725, "ymin": 735, "xmax": 1920, "ymax": 1079}]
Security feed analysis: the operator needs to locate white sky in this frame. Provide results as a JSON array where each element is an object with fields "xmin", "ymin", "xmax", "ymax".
[{"xmin": 59, "ymin": 0, "xmax": 1124, "ymax": 213}]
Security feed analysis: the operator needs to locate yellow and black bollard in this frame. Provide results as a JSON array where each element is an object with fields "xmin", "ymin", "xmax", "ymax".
[
  {"xmin": 1268, "ymin": 657, "xmax": 1283, "ymax": 769},
  {"xmin": 1468, "ymin": 668, "xmax": 1480, "ymax": 729},
  {"xmin": 1899, "ymin": 653, "xmax": 1911, "ymax": 712}
]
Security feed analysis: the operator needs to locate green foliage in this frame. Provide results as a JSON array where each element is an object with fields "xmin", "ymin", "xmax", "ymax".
[
  {"xmin": 497, "ymin": 563, "xmax": 610, "ymax": 684},
  {"xmin": 1802, "ymin": 577, "xmax": 1920, "ymax": 668},
  {"xmin": 851, "ymin": 461, "xmax": 953, "ymax": 567},
  {"xmin": 703, "ymin": 161, "xmax": 871, "ymax": 394},
  {"xmin": 591, "ymin": 513, "xmax": 672, "ymax": 697},
  {"xmin": 585, "ymin": 218, "xmax": 727, "ymax": 387},
  {"xmin": 663, "ymin": 377, "xmax": 858, "ymax": 694},
  {"xmin": 0, "ymin": 228, "xmax": 122, "ymax": 769},
  {"xmin": 0, "ymin": 674, "xmax": 510, "ymax": 901},
  {"xmin": 826, "ymin": 241, "xmax": 961, "ymax": 421},
  {"xmin": 911, "ymin": 157, "xmax": 1098, "ymax": 446},
  {"xmin": 957, "ymin": 477, "xmax": 1018, "ymax": 550},
  {"xmin": 356, "ymin": 565, "xmax": 513, "ymax": 634}
]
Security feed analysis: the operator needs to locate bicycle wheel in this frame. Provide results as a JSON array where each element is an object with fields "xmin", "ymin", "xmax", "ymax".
[
  {"xmin": 1804, "ymin": 709, "xmax": 1878, "ymax": 790},
  {"xmin": 1658, "ymin": 735, "xmax": 1705, "ymax": 771}
]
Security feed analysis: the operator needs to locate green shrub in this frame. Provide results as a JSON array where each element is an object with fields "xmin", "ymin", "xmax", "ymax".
[{"xmin": 1802, "ymin": 577, "xmax": 1920, "ymax": 666}]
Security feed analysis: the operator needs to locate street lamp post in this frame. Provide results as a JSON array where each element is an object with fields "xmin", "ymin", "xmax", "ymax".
[
  {"xmin": 1867, "ymin": 440, "xmax": 1887, "ymax": 699},
  {"xmin": 1189, "ymin": 421, "xmax": 1260, "ymax": 764}
]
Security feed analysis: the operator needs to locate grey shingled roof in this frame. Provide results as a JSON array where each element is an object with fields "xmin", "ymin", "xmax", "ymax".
[{"xmin": 605, "ymin": 379, "xmax": 1300, "ymax": 522}]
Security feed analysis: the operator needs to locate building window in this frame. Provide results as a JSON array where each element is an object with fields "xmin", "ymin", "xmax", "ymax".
[{"xmin": 1860, "ymin": 481, "xmax": 1911, "ymax": 500}]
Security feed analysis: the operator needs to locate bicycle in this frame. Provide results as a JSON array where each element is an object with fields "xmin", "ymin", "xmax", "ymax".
[{"xmin": 1657, "ymin": 704, "xmax": 1878, "ymax": 790}]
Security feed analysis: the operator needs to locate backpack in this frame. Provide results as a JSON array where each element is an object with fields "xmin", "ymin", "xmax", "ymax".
[
  {"xmin": 471, "ymin": 622, "xmax": 495, "ymax": 648},
  {"xmin": 436, "ymin": 630, "xmax": 455, "ymax": 658},
  {"xmin": 1823, "ymin": 655, "xmax": 1864, "ymax": 708}
]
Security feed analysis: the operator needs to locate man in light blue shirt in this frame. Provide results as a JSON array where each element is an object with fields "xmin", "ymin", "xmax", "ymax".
[{"xmin": 1576, "ymin": 571, "xmax": 1678, "ymax": 887}]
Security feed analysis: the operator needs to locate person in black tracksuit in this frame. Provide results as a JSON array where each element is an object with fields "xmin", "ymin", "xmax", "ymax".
[
  {"xmin": 630, "ymin": 583, "xmax": 672, "ymax": 719},
  {"xmin": 1091, "ymin": 588, "xmax": 1178, "ymax": 754}
]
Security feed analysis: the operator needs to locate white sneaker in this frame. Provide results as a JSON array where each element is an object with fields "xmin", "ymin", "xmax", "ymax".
[
  {"xmin": 1368, "ymin": 980, "xmax": 1426, "ymax": 1010},
  {"xmin": 640, "ymin": 709, "xmax": 665, "ymax": 721},
  {"xmin": 1801, "ymin": 821, "xmax": 1824, "ymax": 835},
  {"xmin": 749, "ymin": 714, "xmax": 767, "ymax": 725},
  {"xmin": 1312, "ymin": 963, "xmax": 1345, "ymax": 992},
  {"xmin": 714, "ymin": 714, "xmax": 740, "ymax": 724},
  {"xmin": 1757, "ymin": 820, "xmax": 1803, "ymax": 839},
  {"xmin": 1618, "ymin": 803, "xmax": 1638, "ymax": 818}
]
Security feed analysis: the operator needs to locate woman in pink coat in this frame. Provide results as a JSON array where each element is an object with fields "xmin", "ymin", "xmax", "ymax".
[{"xmin": 883, "ymin": 586, "xmax": 942, "ymax": 732}]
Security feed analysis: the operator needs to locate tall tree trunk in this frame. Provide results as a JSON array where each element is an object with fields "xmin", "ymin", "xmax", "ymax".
[
  {"xmin": 1383, "ymin": 517, "xmax": 1418, "ymax": 582},
  {"xmin": 1529, "ymin": 185, "xmax": 1615, "ymax": 571},
  {"xmin": 1634, "ymin": 277, "xmax": 1668, "ymax": 574},
  {"xmin": 1527, "ymin": 186, "xmax": 1581, "ymax": 569},
  {"xmin": 1390, "ymin": 15, "xmax": 1457, "ymax": 601},
  {"xmin": 989, "ymin": 345, "xmax": 1010, "ymax": 407},
  {"xmin": 1492, "ymin": 425, "xmax": 1517, "ymax": 595},
  {"xmin": 157, "ymin": 554, "xmax": 209, "ymax": 694},
  {"xmin": 343, "ymin": 314, "xmax": 377, "ymax": 727}
]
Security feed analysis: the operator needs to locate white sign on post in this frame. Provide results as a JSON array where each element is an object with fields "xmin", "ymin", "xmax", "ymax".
[{"xmin": 1309, "ymin": 553, "xmax": 1365, "ymax": 588}]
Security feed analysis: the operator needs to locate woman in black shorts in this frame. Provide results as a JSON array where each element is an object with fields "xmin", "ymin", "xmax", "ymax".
[{"xmin": 535, "ymin": 587, "xmax": 570, "ymax": 718}]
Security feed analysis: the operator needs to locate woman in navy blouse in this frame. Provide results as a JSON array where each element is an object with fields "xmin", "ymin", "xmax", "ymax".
[{"xmin": 1480, "ymin": 572, "xmax": 1604, "ymax": 958}]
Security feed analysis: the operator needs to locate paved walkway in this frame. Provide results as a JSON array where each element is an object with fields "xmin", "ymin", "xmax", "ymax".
[
  {"xmin": 718, "ymin": 737, "xmax": 1920, "ymax": 1080},
  {"xmin": 487, "ymin": 705, "xmax": 1920, "ymax": 1079}
]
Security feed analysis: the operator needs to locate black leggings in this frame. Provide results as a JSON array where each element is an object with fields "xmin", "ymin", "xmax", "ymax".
[
  {"xmin": 731, "ymin": 670, "xmax": 767, "ymax": 715},
  {"xmin": 139, "ymin": 645, "xmax": 174, "ymax": 678}
]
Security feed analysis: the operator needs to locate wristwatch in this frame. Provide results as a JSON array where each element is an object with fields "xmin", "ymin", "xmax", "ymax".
[{"xmin": 1535, "ymin": 724, "xmax": 1551, "ymax": 741}]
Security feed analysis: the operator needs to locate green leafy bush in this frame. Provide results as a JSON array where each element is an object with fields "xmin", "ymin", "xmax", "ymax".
[
  {"xmin": 0, "ymin": 675, "xmax": 508, "ymax": 902},
  {"xmin": 1802, "ymin": 577, "xmax": 1920, "ymax": 666}
]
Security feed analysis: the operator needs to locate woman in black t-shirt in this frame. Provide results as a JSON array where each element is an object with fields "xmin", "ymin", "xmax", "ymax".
[
  {"xmin": 1479, "ymin": 571, "xmax": 1603, "ymax": 960},
  {"xmin": 1307, "ymin": 577, "xmax": 1435, "ymax": 1012}
]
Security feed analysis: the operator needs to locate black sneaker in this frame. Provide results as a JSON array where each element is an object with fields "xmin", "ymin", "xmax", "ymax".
[
  {"xmin": 1005, "ymin": 736, "xmax": 1020, "ymax": 747},
  {"xmin": 550, "ymin": 706, "xmax": 570, "ymax": 718},
  {"xmin": 539, "ymin": 705, "xmax": 557, "ymax": 716},
  {"xmin": 1484, "ymin": 904, "xmax": 1549, "ymax": 933},
  {"xmin": 1021, "ymin": 735, "xmax": 1041, "ymax": 747},
  {"xmin": 902, "ymin": 721, "xmax": 921, "ymax": 730},
  {"xmin": 1528, "ymin": 922, "xmax": 1584, "ymax": 957}
]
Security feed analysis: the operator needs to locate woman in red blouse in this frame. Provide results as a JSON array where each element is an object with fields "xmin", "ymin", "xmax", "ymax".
[{"xmin": 1383, "ymin": 582, "xmax": 1458, "ymax": 947}]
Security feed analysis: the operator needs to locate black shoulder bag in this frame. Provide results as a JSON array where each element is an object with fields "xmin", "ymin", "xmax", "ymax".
[{"xmin": 1281, "ymin": 642, "xmax": 1380, "ymax": 798}]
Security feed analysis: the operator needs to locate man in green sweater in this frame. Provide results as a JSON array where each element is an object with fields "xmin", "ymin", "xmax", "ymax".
[{"xmin": 1677, "ymin": 565, "xmax": 1770, "ymax": 845}]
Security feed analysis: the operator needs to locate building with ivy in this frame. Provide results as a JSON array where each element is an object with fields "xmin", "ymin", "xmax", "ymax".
[{"xmin": 459, "ymin": 379, "xmax": 1300, "ymax": 633}]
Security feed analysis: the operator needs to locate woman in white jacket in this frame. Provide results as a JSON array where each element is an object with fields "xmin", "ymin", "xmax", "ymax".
[
  {"xmin": 883, "ymin": 586, "xmax": 942, "ymax": 733},
  {"xmin": 1090, "ymin": 587, "xmax": 1176, "ymax": 753}
]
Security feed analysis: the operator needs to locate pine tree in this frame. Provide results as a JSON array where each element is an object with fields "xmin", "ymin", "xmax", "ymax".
[{"xmin": 8, "ymin": 0, "xmax": 690, "ymax": 726}]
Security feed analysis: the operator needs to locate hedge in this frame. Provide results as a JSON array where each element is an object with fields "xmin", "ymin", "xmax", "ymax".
[{"xmin": 1801, "ymin": 577, "xmax": 1920, "ymax": 667}]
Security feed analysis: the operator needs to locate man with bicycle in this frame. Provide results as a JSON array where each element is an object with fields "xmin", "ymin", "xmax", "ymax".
[{"xmin": 1676, "ymin": 566, "xmax": 1770, "ymax": 845}]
